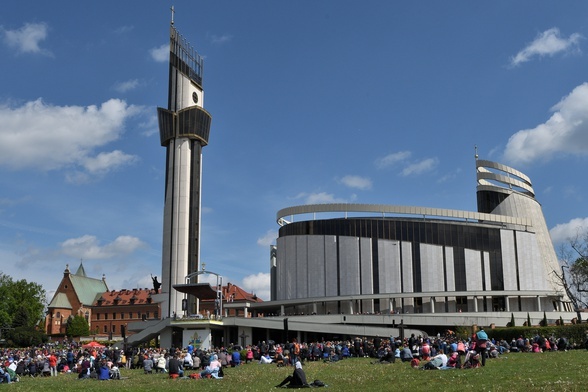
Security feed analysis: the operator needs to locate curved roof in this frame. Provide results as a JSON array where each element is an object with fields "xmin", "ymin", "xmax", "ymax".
[
  {"xmin": 476, "ymin": 159, "xmax": 535, "ymax": 198},
  {"xmin": 276, "ymin": 203, "xmax": 531, "ymax": 227}
]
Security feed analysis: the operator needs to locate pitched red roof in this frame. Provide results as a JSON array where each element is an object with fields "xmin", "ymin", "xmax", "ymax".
[
  {"xmin": 92, "ymin": 288, "xmax": 159, "ymax": 306},
  {"xmin": 218, "ymin": 282, "xmax": 263, "ymax": 303}
]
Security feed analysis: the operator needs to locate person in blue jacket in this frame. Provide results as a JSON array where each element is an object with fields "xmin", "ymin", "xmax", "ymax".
[
  {"xmin": 231, "ymin": 350, "xmax": 241, "ymax": 367},
  {"xmin": 98, "ymin": 360, "xmax": 111, "ymax": 380}
]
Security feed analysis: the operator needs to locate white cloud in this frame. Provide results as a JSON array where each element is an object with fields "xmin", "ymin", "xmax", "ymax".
[
  {"xmin": 210, "ymin": 34, "xmax": 232, "ymax": 45},
  {"xmin": 511, "ymin": 27, "xmax": 582, "ymax": 67},
  {"xmin": 437, "ymin": 168, "xmax": 462, "ymax": 183},
  {"xmin": 295, "ymin": 192, "xmax": 349, "ymax": 204},
  {"xmin": 503, "ymin": 83, "xmax": 588, "ymax": 165},
  {"xmin": 201, "ymin": 206, "xmax": 213, "ymax": 214},
  {"xmin": 401, "ymin": 157, "xmax": 439, "ymax": 176},
  {"xmin": 113, "ymin": 79, "xmax": 140, "ymax": 93},
  {"xmin": 550, "ymin": 218, "xmax": 588, "ymax": 244},
  {"xmin": 340, "ymin": 175, "xmax": 372, "ymax": 190},
  {"xmin": 114, "ymin": 25, "xmax": 134, "ymax": 34},
  {"xmin": 198, "ymin": 273, "xmax": 220, "ymax": 285},
  {"xmin": 241, "ymin": 272, "xmax": 270, "ymax": 300},
  {"xmin": 375, "ymin": 151, "xmax": 411, "ymax": 169},
  {"xmin": 0, "ymin": 98, "xmax": 140, "ymax": 177},
  {"xmin": 60, "ymin": 235, "xmax": 145, "ymax": 259},
  {"xmin": 83, "ymin": 150, "xmax": 138, "ymax": 174},
  {"xmin": 150, "ymin": 44, "xmax": 169, "ymax": 62},
  {"xmin": 2, "ymin": 22, "xmax": 51, "ymax": 55},
  {"xmin": 257, "ymin": 230, "xmax": 277, "ymax": 247}
]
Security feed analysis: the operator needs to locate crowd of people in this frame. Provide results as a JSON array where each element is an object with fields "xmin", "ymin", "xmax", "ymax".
[{"xmin": 0, "ymin": 329, "xmax": 585, "ymax": 384}]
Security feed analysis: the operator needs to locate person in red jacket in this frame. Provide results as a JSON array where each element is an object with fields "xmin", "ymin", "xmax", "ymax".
[{"xmin": 48, "ymin": 352, "xmax": 58, "ymax": 377}]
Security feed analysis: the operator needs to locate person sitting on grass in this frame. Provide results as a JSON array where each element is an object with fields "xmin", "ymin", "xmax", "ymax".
[
  {"xmin": 200, "ymin": 354, "xmax": 222, "ymax": 379},
  {"xmin": 246, "ymin": 347, "xmax": 255, "ymax": 363},
  {"xmin": 231, "ymin": 350, "xmax": 241, "ymax": 367},
  {"xmin": 183, "ymin": 351, "xmax": 194, "ymax": 369},
  {"xmin": 259, "ymin": 353, "xmax": 273, "ymax": 364},
  {"xmin": 156, "ymin": 354, "xmax": 167, "ymax": 373},
  {"xmin": 168, "ymin": 354, "xmax": 184, "ymax": 378},
  {"xmin": 374, "ymin": 346, "xmax": 395, "ymax": 364},
  {"xmin": 78, "ymin": 356, "xmax": 91, "ymax": 379},
  {"xmin": 143, "ymin": 355, "xmax": 154, "ymax": 374},
  {"xmin": 399, "ymin": 344, "xmax": 414, "ymax": 362},
  {"xmin": 0, "ymin": 365, "xmax": 12, "ymax": 384},
  {"xmin": 275, "ymin": 360, "xmax": 309, "ymax": 388},
  {"xmin": 445, "ymin": 351, "xmax": 459, "ymax": 368},
  {"xmin": 98, "ymin": 360, "xmax": 110, "ymax": 381},
  {"xmin": 422, "ymin": 350, "xmax": 446, "ymax": 370}
]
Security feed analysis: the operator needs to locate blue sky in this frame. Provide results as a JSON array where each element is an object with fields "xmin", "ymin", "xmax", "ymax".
[{"xmin": 1, "ymin": 1, "xmax": 588, "ymax": 302}]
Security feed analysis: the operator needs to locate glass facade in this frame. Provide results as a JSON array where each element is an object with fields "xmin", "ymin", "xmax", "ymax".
[
  {"xmin": 477, "ymin": 190, "xmax": 509, "ymax": 214},
  {"xmin": 157, "ymin": 107, "xmax": 211, "ymax": 147}
]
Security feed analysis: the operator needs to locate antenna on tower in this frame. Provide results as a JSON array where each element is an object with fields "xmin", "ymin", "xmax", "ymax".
[
  {"xmin": 474, "ymin": 145, "xmax": 479, "ymax": 160},
  {"xmin": 170, "ymin": 5, "xmax": 175, "ymax": 25}
]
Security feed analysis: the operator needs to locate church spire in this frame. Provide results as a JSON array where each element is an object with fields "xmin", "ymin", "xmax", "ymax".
[{"xmin": 75, "ymin": 259, "xmax": 87, "ymax": 277}]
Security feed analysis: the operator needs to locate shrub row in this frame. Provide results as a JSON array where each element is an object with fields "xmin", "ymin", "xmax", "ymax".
[{"xmin": 485, "ymin": 324, "xmax": 588, "ymax": 347}]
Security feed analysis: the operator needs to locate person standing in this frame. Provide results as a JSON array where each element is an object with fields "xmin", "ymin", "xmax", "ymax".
[
  {"xmin": 476, "ymin": 328, "xmax": 489, "ymax": 367},
  {"xmin": 290, "ymin": 338, "xmax": 301, "ymax": 364},
  {"xmin": 48, "ymin": 352, "xmax": 58, "ymax": 377}
]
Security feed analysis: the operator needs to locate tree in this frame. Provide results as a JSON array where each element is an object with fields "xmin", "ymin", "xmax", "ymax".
[
  {"xmin": 66, "ymin": 315, "xmax": 90, "ymax": 337},
  {"xmin": 540, "ymin": 311, "xmax": 548, "ymax": 327},
  {"xmin": 0, "ymin": 272, "xmax": 46, "ymax": 328},
  {"xmin": 12, "ymin": 307, "xmax": 30, "ymax": 328},
  {"xmin": 555, "ymin": 228, "xmax": 588, "ymax": 314},
  {"xmin": 6, "ymin": 325, "xmax": 47, "ymax": 347}
]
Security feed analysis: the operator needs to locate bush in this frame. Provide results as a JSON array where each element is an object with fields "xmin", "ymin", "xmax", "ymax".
[
  {"xmin": 6, "ymin": 326, "xmax": 48, "ymax": 347},
  {"xmin": 486, "ymin": 324, "xmax": 588, "ymax": 348}
]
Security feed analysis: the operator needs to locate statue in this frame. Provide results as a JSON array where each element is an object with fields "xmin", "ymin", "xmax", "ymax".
[{"xmin": 151, "ymin": 274, "xmax": 161, "ymax": 292}]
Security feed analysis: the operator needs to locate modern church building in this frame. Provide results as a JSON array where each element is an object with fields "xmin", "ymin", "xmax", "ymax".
[
  {"xmin": 269, "ymin": 158, "xmax": 575, "ymax": 323},
  {"xmin": 129, "ymin": 14, "xmax": 575, "ymax": 349}
]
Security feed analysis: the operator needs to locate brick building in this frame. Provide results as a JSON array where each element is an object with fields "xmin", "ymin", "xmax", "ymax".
[
  {"xmin": 91, "ymin": 287, "xmax": 160, "ymax": 339},
  {"xmin": 199, "ymin": 282, "xmax": 263, "ymax": 317},
  {"xmin": 45, "ymin": 263, "xmax": 108, "ymax": 337},
  {"xmin": 46, "ymin": 262, "xmax": 161, "ymax": 340}
]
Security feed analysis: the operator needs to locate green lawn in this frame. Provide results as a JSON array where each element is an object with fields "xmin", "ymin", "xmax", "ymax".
[{"xmin": 6, "ymin": 351, "xmax": 588, "ymax": 392}]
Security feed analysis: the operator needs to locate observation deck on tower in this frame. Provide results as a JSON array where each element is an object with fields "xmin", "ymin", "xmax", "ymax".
[{"xmin": 157, "ymin": 25, "xmax": 211, "ymax": 147}]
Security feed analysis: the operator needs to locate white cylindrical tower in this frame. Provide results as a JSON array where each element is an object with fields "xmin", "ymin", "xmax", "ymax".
[{"xmin": 157, "ymin": 23, "xmax": 212, "ymax": 318}]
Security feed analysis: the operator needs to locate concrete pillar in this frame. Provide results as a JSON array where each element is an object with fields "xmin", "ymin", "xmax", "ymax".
[
  {"xmin": 505, "ymin": 296, "xmax": 510, "ymax": 312},
  {"xmin": 536, "ymin": 296, "xmax": 541, "ymax": 311},
  {"xmin": 474, "ymin": 297, "xmax": 478, "ymax": 312},
  {"xmin": 430, "ymin": 297, "xmax": 435, "ymax": 313},
  {"xmin": 280, "ymin": 305, "xmax": 285, "ymax": 316}
]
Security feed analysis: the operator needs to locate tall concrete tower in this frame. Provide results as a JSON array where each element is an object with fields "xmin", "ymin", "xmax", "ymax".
[{"xmin": 157, "ymin": 16, "xmax": 212, "ymax": 318}]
